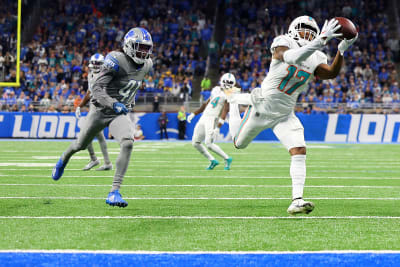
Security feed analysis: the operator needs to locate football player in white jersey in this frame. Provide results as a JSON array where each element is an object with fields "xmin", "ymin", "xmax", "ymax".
[
  {"xmin": 226, "ymin": 16, "xmax": 357, "ymax": 214},
  {"xmin": 75, "ymin": 53, "xmax": 113, "ymax": 171},
  {"xmin": 187, "ymin": 73, "xmax": 235, "ymax": 170}
]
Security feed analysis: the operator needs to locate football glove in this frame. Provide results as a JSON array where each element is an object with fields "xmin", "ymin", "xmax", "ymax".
[
  {"xmin": 338, "ymin": 33, "xmax": 358, "ymax": 55},
  {"xmin": 318, "ymin": 18, "xmax": 342, "ymax": 45},
  {"xmin": 187, "ymin": 113, "xmax": 195, "ymax": 123},
  {"xmin": 75, "ymin": 106, "xmax": 81, "ymax": 119},
  {"xmin": 113, "ymin": 102, "xmax": 129, "ymax": 115}
]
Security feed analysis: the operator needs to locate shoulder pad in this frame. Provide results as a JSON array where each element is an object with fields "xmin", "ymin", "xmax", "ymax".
[
  {"xmin": 104, "ymin": 51, "xmax": 122, "ymax": 72},
  {"xmin": 270, "ymin": 35, "xmax": 292, "ymax": 53}
]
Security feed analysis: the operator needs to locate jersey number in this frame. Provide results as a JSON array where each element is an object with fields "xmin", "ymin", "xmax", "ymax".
[
  {"xmin": 278, "ymin": 65, "xmax": 311, "ymax": 95},
  {"xmin": 210, "ymin": 97, "xmax": 220, "ymax": 108},
  {"xmin": 119, "ymin": 80, "xmax": 141, "ymax": 103}
]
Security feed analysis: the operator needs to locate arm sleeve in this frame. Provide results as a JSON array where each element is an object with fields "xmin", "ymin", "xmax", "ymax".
[
  {"xmin": 91, "ymin": 53, "xmax": 119, "ymax": 108},
  {"xmin": 282, "ymin": 38, "xmax": 324, "ymax": 65}
]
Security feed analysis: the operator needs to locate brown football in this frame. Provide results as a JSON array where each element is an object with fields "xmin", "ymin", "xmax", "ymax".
[{"xmin": 335, "ymin": 17, "xmax": 358, "ymax": 40}]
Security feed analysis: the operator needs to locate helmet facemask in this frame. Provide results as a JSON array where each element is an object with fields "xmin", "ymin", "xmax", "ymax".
[
  {"xmin": 222, "ymin": 79, "xmax": 235, "ymax": 89},
  {"xmin": 89, "ymin": 60, "xmax": 103, "ymax": 73}
]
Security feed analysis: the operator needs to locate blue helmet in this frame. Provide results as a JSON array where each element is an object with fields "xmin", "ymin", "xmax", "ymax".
[
  {"xmin": 123, "ymin": 27, "xmax": 153, "ymax": 64},
  {"xmin": 89, "ymin": 53, "xmax": 104, "ymax": 73}
]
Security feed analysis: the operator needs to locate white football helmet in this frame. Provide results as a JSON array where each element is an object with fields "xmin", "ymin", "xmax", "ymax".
[
  {"xmin": 123, "ymin": 27, "xmax": 153, "ymax": 64},
  {"xmin": 220, "ymin": 73, "xmax": 236, "ymax": 89},
  {"xmin": 288, "ymin": 16, "xmax": 320, "ymax": 46},
  {"xmin": 89, "ymin": 53, "xmax": 104, "ymax": 73}
]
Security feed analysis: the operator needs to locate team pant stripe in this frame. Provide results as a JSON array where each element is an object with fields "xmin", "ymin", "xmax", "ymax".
[{"xmin": 234, "ymin": 106, "xmax": 252, "ymax": 147}]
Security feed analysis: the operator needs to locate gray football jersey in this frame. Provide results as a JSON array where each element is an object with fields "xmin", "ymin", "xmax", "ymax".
[
  {"xmin": 91, "ymin": 51, "xmax": 152, "ymax": 110},
  {"xmin": 87, "ymin": 71, "xmax": 98, "ymax": 93}
]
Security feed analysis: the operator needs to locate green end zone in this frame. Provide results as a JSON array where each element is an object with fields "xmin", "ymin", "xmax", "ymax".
[{"xmin": 0, "ymin": 0, "xmax": 21, "ymax": 87}]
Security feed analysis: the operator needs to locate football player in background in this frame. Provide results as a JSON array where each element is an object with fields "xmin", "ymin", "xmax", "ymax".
[
  {"xmin": 187, "ymin": 73, "xmax": 235, "ymax": 170},
  {"xmin": 52, "ymin": 28, "xmax": 153, "ymax": 208},
  {"xmin": 75, "ymin": 53, "xmax": 113, "ymax": 171},
  {"xmin": 226, "ymin": 16, "xmax": 357, "ymax": 214}
]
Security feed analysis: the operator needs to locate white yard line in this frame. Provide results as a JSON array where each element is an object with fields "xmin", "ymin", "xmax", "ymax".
[
  {"xmin": 0, "ymin": 197, "xmax": 399, "ymax": 200},
  {"xmin": 0, "ymin": 174, "xmax": 399, "ymax": 180},
  {"xmin": 1, "ymin": 249, "xmax": 400, "ymax": 254},
  {"xmin": 0, "ymin": 215, "xmax": 400, "ymax": 219},
  {"xmin": 1, "ymin": 184, "xmax": 399, "ymax": 189}
]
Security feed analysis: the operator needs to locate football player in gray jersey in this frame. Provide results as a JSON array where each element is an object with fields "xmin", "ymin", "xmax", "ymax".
[
  {"xmin": 52, "ymin": 28, "xmax": 153, "ymax": 207},
  {"xmin": 75, "ymin": 53, "xmax": 113, "ymax": 171}
]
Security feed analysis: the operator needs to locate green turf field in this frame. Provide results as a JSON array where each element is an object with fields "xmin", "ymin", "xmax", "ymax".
[{"xmin": 0, "ymin": 140, "xmax": 399, "ymax": 251}]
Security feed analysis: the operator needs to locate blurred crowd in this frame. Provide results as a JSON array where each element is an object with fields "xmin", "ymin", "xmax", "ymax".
[
  {"xmin": 0, "ymin": 0, "xmax": 211, "ymax": 112},
  {"xmin": 215, "ymin": 0, "xmax": 399, "ymax": 113},
  {"xmin": 0, "ymin": 0, "xmax": 399, "ymax": 114}
]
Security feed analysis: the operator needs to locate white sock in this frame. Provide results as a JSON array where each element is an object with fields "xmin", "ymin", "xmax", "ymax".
[
  {"xmin": 290, "ymin": 155, "xmax": 306, "ymax": 200},
  {"xmin": 229, "ymin": 103, "xmax": 242, "ymax": 140},
  {"xmin": 193, "ymin": 142, "xmax": 214, "ymax": 161},
  {"xmin": 207, "ymin": 143, "xmax": 229, "ymax": 160}
]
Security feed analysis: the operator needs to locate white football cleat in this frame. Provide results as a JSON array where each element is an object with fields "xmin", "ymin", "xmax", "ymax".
[
  {"xmin": 96, "ymin": 164, "xmax": 113, "ymax": 171},
  {"xmin": 287, "ymin": 198, "xmax": 315, "ymax": 215},
  {"xmin": 82, "ymin": 159, "xmax": 100, "ymax": 171}
]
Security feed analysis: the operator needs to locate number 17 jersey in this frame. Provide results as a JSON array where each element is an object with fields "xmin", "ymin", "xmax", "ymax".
[{"xmin": 255, "ymin": 35, "xmax": 327, "ymax": 118}]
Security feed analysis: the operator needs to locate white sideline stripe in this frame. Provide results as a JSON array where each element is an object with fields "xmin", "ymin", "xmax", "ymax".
[
  {"xmin": 1, "ymin": 216, "xmax": 400, "ymax": 220},
  {"xmin": 1, "ymin": 184, "xmax": 400, "ymax": 189},
  {"xmin": 1, "ymin": 174, "xmax": 400, "ymax": 180},
  {"xmin": 1, "ymin": 249, "xmax": 400, "ymax": 254},
  {"xmin": 1, "ymin": 197, "xmax": 399, "ymax": 200}
]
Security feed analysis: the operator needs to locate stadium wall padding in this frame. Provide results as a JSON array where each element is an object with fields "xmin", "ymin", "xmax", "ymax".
[{"xmin": 1, "ymin": 112, "xmax": 400, "ymax": 143}]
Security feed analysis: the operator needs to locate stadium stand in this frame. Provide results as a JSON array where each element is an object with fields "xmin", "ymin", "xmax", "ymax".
[
  {"xmin": 217, "ymin": 0, "xmax": 400, "ymax": 114},
  {"xmin": 0, "ymin": 0, "xmax": 399, "ymax": 114}
]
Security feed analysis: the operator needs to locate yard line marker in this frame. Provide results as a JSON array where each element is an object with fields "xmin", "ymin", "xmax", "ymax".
[
  {"xmin": 1, "ymin": 216, "xmax": 400, "ymax": 219},
  {"xmin": 1, "ymin": 197, "xmax": 399, "ymax": 200},
  {"xmin": 1, "ymin": 249, "xmax": 400, "ymax": 254},
  {"xmin": 1, "ymin": 184, "xmax": 400, "ymax": 189}
]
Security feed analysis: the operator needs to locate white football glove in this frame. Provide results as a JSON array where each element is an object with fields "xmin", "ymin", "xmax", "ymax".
[
  {"xmin": 187, "ymin": 113, "xmax": 195, "ymax": 123},
  {"xmin": 338, "ymin": 33, "xmax": 358, "ymax": 55},
  {"xmin": 317, "ymin": 18, "xmax": 342, "ymax": 45},
  {"xmin": 75, "ymin": 106, "xmax": 81, "ymax": 119}
]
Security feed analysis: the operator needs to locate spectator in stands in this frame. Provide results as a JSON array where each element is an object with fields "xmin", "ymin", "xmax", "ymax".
[
  {"xmin": 153, "ymin": 95, "xmax": 160, "ymax": 112},
  {"xmin": 201, "ymin": 76, "xmax": 211, "ymax": 91}
]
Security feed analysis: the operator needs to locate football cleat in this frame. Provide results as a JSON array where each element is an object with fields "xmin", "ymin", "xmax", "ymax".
[
  {"xmin": 206, "ymin": 159, "xmax": 219, "ymax": 170},
  {"xmin": 96, "ymin": 164, "xmax": 113, "ymax": 171},
  {"xmin": 224, "ymin": 157, "xmax": 233, "ymax": 170},
  {"xmin": 106, "ymin": 190, "xmax": 128, "ymax": 208},
  {"xmin": 52, "ymin": 158, "xmax": 66, "ymax": 181},
  {"xmin": 82, "ymin": 159, "xmax": 100, "ymax": 171},
  {"xmin": 287, "ymin": 198, "xmax": 315, "ymax": 215}
]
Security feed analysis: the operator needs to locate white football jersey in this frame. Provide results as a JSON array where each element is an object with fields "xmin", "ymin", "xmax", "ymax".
[
  {"xmin": 203, "ymin": 86, "xmax": 227, "ymax": 118},
  {"xmin": 254, "ymin": 35, "xmax": 327, "ymax": 117}
]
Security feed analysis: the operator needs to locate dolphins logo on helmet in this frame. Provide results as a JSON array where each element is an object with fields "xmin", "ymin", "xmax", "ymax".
[{"xmin": 123, "ymin": 27, "xmax": 153, "ymax": 64}]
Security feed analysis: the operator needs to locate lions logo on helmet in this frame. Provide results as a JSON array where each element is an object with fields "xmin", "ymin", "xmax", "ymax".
[
  {"xmin": 123, "ymin": 27, "xmax": 153, "ymax": 64},
  {"xmin": 287, "ymin": 16, "xmax": 320, "ymax": 46},
  {"xmin": 220, "ymin": 73, "xmax": 236, "ymax": 90},
  {"xmin": 89, "ymin": 53, "xmax": 104, "ymax": 73}
]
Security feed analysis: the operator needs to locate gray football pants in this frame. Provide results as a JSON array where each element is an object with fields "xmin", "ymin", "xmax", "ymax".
[
  {"xmin": 87, "ymin": 131, "xmax": 111, "ymax": 165},
  {"xmin": 62, "ymin": 105, "xmax": 135, "ymax": 191}
]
